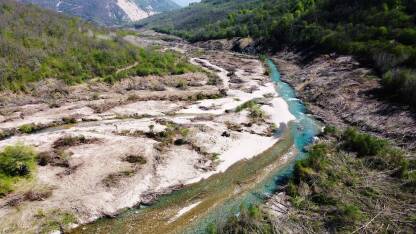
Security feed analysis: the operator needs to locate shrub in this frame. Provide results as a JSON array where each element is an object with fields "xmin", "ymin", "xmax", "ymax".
[
  {"xmin": 293, "ymin": 144, "xmax": 328, "ymax": 184},
  {"xmin": 323, "ymin": 125, "xmax": 337, "ymax": 136},
  {"xmin": 123, "ymin": 155, "xmax": 147, "ymax": 164},
  {"xmin": 0, "ymin": 144, "xmax": 37, "ymax": 196},
  {"xmin": 235, "ymin": 100, "xmax": 257, "ymax": 112},
  {"xmin": 342, "ymin": 128, "xmax": 387, "ymax": 157},
  {"xmin": 52, "ymin": 135, "xmax": 97, "ymax": 149},
  {"xmin": 176, "ymin": 79, "xmax": 188, "ymax": 90},
  {"xmin": 382, "ymin": 68, "xmax": 416, "ymax": 107},
  {"xmin": 0, "ymin": 144, "xmax": 37, "ymax": 177},
  {"xmin": 219, "ymin": 204, "xmax": 273, "ymax": 234},
  {"xmin": 18, "ymin": 123, "xmax": 38, "ymax": 134},
  {"xmin": 248, "ymin": 104, "xmax": 266, "ymax": 120},
  {"xmin": 102, "ymin": 170, "xmax": 135, "ymax": 187},
  {"xmin": 62, "ymin": 117, "xmax": 77, "ymax": 124}
]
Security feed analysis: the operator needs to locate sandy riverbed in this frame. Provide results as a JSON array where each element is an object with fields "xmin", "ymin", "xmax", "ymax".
[{"xmin": 0, "ymin": 47, "xmax": 294, "ymax": 233}]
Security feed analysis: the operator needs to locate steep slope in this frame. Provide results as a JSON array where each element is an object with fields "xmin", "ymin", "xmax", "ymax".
[
  {"xmin": 0, "ymin": 0, "xmax": 195, "ymax": 91},
  {"xmin": 18, "ymin": 0, "xmax": 180, "ymax": 25}
]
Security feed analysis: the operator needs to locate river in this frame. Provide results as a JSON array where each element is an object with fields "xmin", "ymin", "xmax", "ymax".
[{"xmin": 72, "ymin": 59, "xmax": 320, "ymax": 234}]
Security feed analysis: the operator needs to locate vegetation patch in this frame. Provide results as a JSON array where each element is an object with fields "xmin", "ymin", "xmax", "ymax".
[
  {"xmin": 18, "ymin": 123, "xmax": 39, "ymax": 134},
  {"xmin": 36, "ymin": 135, "xmax": 99, "ymax": 168},
  {"xmin": 0, "ymin": 0, "xmax": 198, "ymax": 92},
  {"xmin": 236, "ymin": 99, "xmax": 266, "ymax": 122},
  {"xmin": 52, "ymin": 135, "xmax": 99, "ymax": 149},
  {"xmin": 102, "ymin": 170, "xmax": 136, "ymax": 188},
  {"xmin": 285, "ymin": 127, "xmax": 416, "ymax": 232},
  {"xmin": 123, "ymin": 155, "xmax": 147, "ymax": 165},
  {"xmin": 0, "ymin": 144, "xmax": 37, "ymax": 197},
  {"xmin": 214, "ymin": 127, "xmax": 415, "ymax": 232},
  {"xmin": 0, "ymin": 129, "xmax": 14, "ymax": 140},
  {"xmin": 35, "ymin": 209, "xmax": 78, "ymax": 234},
  {"xmin": 206, "ymin": 204, "xmax": 273, "ymax": 234}
]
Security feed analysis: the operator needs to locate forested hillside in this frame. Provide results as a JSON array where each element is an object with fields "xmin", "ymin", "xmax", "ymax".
[
  {"xmin": 137, "ymin": 0, "xmax": 258, "ymax": 35},
  {"xmin": 0, "ymin": 0, "xmax": 195, "ymax": 91},
  {"xmin": 142, "ymin": 0, "xmax": 416, "ymax": 107}
]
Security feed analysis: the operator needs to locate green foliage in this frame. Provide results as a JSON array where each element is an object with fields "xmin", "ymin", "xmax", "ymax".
[
  {"xmin": 286, "ymin": 129, "xmax": 415, "ymax": 232},
  {"xmin": 323, "ymin": 125, "xmax": 337, "ymax": 136},
  {"xmin": 123, "ymin": 155, "xmax": 147, "ymax": 165},
  {"xmin": 0, "ymin": 0, "xmax": 197, "ymax": 91},
  {"xmin": 342, "ymin": 128, "xmax": 388, "ymax": 157},
  {"xmin": 18, "ymin": 123, "xmax": 38, "ymax": 134},
  {"xmin": 206, "ymin": 223, "xmax": 217, "ymax": 234},
  {"xmin": 329, "ymin": 204, "xmax": 363, "ymax": 227},
  {"xmin": 293, "ymin": 143, "xmax": 328, "ymax": 184},
  {"xmin": 382, "ymin": 68, "xmax": 416, "ymax": 105},
  {"xmin": 216, "ymin": 204, "xmax": 273, "ymax": 234},
  {"xmin": 0, "ymin": 144, "xmax": 37, "ymax": 196},
  {"xmin": 37, "ymin": 209, "xmax": 78, "ymax": 233},
  {"xmin": 235, "ymin": 99, "xmax": 266, "ymax": 121}
]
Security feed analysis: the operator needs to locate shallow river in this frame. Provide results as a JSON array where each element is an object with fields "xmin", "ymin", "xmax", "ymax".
[{"xmin": 72, "ymin": 60, "xmax": 320, "ymax": 234}]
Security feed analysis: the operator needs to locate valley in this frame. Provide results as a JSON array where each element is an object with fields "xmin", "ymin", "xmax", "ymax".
[{"xmin": 1, "ymin": 0, "xmax": 415, "ymax": 233}]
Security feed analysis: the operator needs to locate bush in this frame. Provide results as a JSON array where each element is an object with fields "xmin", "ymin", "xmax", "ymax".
[
  {"xmin": 382, "ymin": 68, "xmax": 416, "ymax": 107},
  {"xmin": 0, "ymin": 144, "xmax": 37, "ymax": 196},
  {"xmin": 323, "ymin": 125, "xmax": 337, "ymax": 136},
  {"xmin": 52, "ymin": 135, "xmax": 97, "ymax": 149},
  {"xmin": 0, "ymin": 144, "xmax": 37, "ymax": 177},
  {"xmin": 123, "ymin": 155, "xmax": 147, "ymax": 164},
  {"xmin": 293, "ymin": 144, "xmax": 328, "ymax": 184},
  {"xmin": 329, "ymin": 204, "xmax": 363, "ymax": 227},
  {"xmin": 235, "ymin": 100, "xmax": 257, "ymax": 112},
  {"xmin": 342, "ymin": 128, "xmax": 387, "ymax": 157},
  {"xmin": 219, "ymin": 204, "xmax": 273, "ymax": 234},
  {"xmin": 18, "ymin": 123, "xmax": 38, "ymax": 134}
]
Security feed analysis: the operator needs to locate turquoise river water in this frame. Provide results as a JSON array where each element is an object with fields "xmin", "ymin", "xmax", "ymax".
[{"xmin": 73, "ymin": 60, "xmax": 320, "ymax": 234}]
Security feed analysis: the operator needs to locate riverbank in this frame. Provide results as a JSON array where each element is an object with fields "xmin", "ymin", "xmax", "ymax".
[
  {"xmin": 272, "ymin": 51, "xmax": 416, "ymax": 150},
  {"xmin": 70, "ymin": 58, "xmax": 320, "ymax": 234}
]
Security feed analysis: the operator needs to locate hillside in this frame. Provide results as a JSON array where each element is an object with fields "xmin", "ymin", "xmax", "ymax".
[
  {"xmin": 136, "ymin": 0, "xmax": 258, "ymax": 34},
  {"xmin": 18, "ymin": 0, "xmax": 180, "ymax": 25},
  {"xmin": 0, "ymin": 0, "xmax": 195, "ymax": 91},
  {"xmin": 141, "ymin": 0, "xmax": 416, "ymax": 108}
]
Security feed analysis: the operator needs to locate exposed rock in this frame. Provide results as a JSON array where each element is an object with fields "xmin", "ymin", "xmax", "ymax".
[{"xmin": 221, "ymin": 131, "xmax": 231, "ymax": 137}]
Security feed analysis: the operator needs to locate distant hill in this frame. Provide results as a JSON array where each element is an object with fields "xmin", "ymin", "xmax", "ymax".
[{"xmin": 17, "ymin": 0, "xmax": 180, "ymax": 25}]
